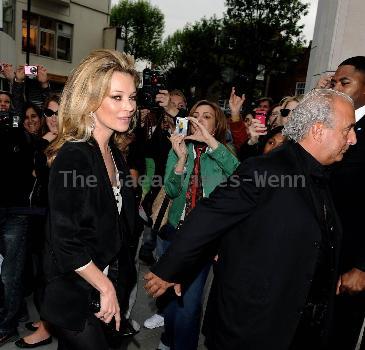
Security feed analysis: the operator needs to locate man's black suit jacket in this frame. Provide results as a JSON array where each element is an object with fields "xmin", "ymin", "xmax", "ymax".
[
  {"xmin": 41, "ymin": 140, "xmax": 136, "ymax": 331},
  {"xmin": 331, "ymin": 114, "xmax": 365, "ymax": 272},
  {"xmin": 152, "ymin": 141, "xmax": 342, "ymax": 350}
]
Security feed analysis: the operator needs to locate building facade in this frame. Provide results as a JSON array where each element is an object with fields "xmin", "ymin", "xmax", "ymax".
[
  {"xmin": 1, "ymin": 0, "xmax": 115, "ymax": 88},
  {"xmin": 306, "ymin": 0, "xmax": 365, "ymax": 91}
]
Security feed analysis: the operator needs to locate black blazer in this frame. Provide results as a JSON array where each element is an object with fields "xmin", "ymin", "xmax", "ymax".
[
  {"xmin": 331, "ymin": 114, "xmax": 365, "ymax": 272},
  {"xmin": 41, "ymin": 140, "xmax": 136, "ymax": 331},
  {"xmin": 152, "ymin": 142, "xmax": 342, "ymax": 350}
]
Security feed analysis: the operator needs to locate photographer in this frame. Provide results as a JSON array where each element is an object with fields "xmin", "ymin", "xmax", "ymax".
[
  {"xmin": 11, "ymin": 65, "xmax": 50, "ymax": 116},
  {"xmin": 0, "ymin": 116, "xmax": 37, "ymax": 346},
  {"xmin": 140, "ymin": 89, "xmax": 188, "ymax": 265}
]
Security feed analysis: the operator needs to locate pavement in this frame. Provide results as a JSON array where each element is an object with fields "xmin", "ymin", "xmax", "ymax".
[{"xmin": 2, "ymin": 263, "xmax": 208, "ymax": 350}]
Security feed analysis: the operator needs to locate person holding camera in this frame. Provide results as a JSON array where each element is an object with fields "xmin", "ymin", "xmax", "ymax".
[
  {"xmin": 154, "ymin": 100, "xmax": 239, "ymax": 350},
  {"xmin": 238, "ymin": 96, "xmax": 299, "ymax": 162},
  {"xmin": 11, "ymin": 65, "xmax": 50, "ymax": 116},
  {"xmin": 40, "ymin": 49, "xmax": 139, "ymax": 350}
]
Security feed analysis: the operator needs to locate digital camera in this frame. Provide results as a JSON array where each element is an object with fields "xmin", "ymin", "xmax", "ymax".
[
  {"xmin": 24, "ymin": 65, "xmax": 38, "ymax": 76},
  {"xmin": 138, "ymin": 68, "xmax": 166, "ymax": 110}
]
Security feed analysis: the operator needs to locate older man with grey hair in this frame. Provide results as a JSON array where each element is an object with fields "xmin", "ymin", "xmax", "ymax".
[{"xmin": 144, "ymin": 88, "xmax": 356, "ymax": 350}]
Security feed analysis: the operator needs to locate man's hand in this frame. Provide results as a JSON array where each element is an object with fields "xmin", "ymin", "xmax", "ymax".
[
  {"xmin": 229, "ymin": 87, "xmax": 245, "ymax": 122},
  {"xmin": 315, "ymin": 73, "xmax": 333, "ymax": 89},
  {"xmin": 144, "ymin": 272, "xmax": 177, "ymax": 298},
  {"xmin": 338, "ymin": 268, "xmax": 365, "ymax": 294}
]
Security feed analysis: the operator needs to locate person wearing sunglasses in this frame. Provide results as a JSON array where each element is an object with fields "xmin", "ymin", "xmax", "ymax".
[
  {"xmin": 40, "ymin": 96, "xmax": 59, "ymax": 143},
  {"xmin": 277, "ymin": 97, "xmax": 301, "ymax": 126}
]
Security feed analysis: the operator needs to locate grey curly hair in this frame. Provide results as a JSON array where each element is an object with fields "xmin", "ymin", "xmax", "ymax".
[{"xmin": 282, "ymin": 89, "xmax": 353, "ymax": 142}]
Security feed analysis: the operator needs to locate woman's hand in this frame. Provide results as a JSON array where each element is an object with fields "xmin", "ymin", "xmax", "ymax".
[
  {"xmin": 42, "ymin": 131, "xmax": 58, "ymax": 143},
  {"xmin": 37, "ymin": 65, "xmax": 49, "ymax": 88},
  {"xmin": 170, "ymin": 134, "xmax": 187, "ymax": 160},
  {"xmin": 75, "ymin": 262, "xmax": 121, "ymax": 331},
  {"xmin": 15, "ymin": 65, "xmax": 25, "ymax": 83},
  {"xmin": 247, "ymin": 118, "xmax": 267, "ymax": 145},
  {"xmin": 229, "ymin": 87, "xmax": 245, "ymax": 122},
  {"xmin": 95, "ymin": 281, "xmax": 121, "ymax": 330},
  {"xmin": 185, "ymin": 117, "xmax": 219, "ymax": 150}
]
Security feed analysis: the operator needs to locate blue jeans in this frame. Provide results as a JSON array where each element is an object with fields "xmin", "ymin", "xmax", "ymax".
[
  {"xmin": 158, "ymin": 224, "xmax": 211, "ymax": 350},
  {"xmin": 0, "ymin": 211, "xmax": 28, "ymax": 335}
]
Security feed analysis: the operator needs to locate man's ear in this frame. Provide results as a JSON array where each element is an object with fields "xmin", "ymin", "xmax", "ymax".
[{"xmin": 311, "ymin": 122, "xmax": 324, "ymax": 142}]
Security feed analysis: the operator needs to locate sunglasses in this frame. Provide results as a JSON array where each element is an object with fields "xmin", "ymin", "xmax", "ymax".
[
  {"xmin": 43, "ymin": 108, "xmax": 58, "ymax": 118},
  {"xmin": 280, "ymin": 108, "xmax": 291, "ymax": 117}
]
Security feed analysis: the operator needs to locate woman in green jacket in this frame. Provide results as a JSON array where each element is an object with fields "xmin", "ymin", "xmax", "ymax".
[{"xmin": 157, "ymin": 100, "xmax": 240, "ymax": 350}]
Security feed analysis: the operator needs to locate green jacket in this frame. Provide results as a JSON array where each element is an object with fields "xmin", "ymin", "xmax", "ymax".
[{"xmin": 164, "ymin": 142, "xmax": 240, "ymax": 228}]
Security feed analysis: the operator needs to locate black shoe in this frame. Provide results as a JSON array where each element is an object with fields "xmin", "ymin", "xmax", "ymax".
[
  {"xmin": 24, "ymin": 322, "xmax": 39, "ymax": 332},
  {"xmin": 14, "ymin": 337, "xmax": 52, "ymax": 348},
  {"xmin": 0, "ymin": 330, "xmax": 19, "ymax": 347},
  {"xmin": 139, "ymin": 253, "xmax": 156, "ymax": 266}
]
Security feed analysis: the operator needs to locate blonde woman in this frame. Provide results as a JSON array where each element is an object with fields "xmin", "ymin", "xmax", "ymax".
[{"xmin": 40, "ymin": 49, "xmax": 139, "ymax": 350}]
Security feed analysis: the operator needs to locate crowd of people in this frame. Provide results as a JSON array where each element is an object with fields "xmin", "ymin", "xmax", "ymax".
[{"xmin": 0, "ymin": 50, "xmax": 365, "ymax": 350}]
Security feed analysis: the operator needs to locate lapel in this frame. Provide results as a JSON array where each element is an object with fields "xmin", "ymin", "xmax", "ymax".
[
  {"xmin": 109, "ymin": 141, "xmax": 135, "ymax": 237},
  {"xmin": 91, "ymin": 139, "xmax": 116, "ymax": 205},
  {"xmin": 286, "ymin": 143, "xmax": 321, "ymax": 226}
]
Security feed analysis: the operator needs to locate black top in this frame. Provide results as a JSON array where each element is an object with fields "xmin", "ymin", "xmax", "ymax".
[
  {"xmin": 152, "ymin": 141, "xmax": 342, "ymax": 350},
  {"xmin": 41, "ymin": 140, "xmax": 136, "ymax": 331}
]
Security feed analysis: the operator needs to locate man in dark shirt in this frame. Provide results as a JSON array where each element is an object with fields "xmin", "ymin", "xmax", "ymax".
[{"xmin": 145, "ymin": 89, "xmax": 356, "ymax": 350}]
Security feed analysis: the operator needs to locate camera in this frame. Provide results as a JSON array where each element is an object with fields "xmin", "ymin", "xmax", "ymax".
[
  {"xmin": 0, "ymin": 111, "xmax": 19, "ymax": 128},
  {"xmin": 138, "ymin": 68, "xmax": 166, "ymax": 110},
  {"xmin": 24, "ymin": 65, "xmax": 38, "ymax": 76}
]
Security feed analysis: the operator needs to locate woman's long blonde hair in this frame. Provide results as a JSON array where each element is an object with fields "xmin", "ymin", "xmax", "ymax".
[{"xmin": 46, "ymin": 49, "xmax": 140, "ymax": 164}]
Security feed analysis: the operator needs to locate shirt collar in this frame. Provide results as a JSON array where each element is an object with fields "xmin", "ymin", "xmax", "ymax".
[{"xmin": 355, "ymin": 105, "xmax": 365, "ymax": 123}]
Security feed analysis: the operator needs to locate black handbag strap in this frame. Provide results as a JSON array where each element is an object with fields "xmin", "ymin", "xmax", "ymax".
[{"xmin": 153, "ymin": 194, "xmax": 170, "ymax": 231}]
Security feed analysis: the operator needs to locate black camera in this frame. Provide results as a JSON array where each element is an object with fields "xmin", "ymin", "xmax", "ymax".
[
  {"xmin": 0, "ymin": 111, "xmax": 20, "ymax": 129},
  {"xmin": 138, "ymin": 68, "xmax": 166, "ymax": 110}
]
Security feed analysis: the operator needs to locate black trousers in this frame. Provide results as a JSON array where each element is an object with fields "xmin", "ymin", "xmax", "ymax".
[
  {"xmin": 329, "ymin": 293, "xmax": 365, "ymax": 350},
  {"xmin": 51, "ymin": 315, "xmax": 108, "ymax": 350}
]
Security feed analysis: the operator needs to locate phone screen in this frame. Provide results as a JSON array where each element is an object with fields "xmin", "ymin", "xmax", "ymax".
[
  {"xmin": 255, "ymin": 110, "xmax": 267, "ymax": 125},
  {"xmin": 175, "ymin": 117, "xmax": 189, "ymax": 136}
]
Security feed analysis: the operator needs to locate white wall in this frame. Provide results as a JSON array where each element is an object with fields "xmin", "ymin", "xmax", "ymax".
[
  {"xmin": 306, "ymin": 0, "xmax": 365, "ymax": 90},
  {"xmin": 0, "ymin": 31, "xmax": 16, "ymax": 64}
]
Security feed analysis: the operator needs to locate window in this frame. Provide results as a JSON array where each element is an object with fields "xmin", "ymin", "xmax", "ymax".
[
  {"xmin": 3, "ymin": 0, "xmax": 16, "ymax": 38},
  {"xmin": 295, "ymin": 82, "xmax": 306, "ymax": 96},
  {"xmin": 22, "ymin": 11, "xmax": 73, "ymax": 62}
]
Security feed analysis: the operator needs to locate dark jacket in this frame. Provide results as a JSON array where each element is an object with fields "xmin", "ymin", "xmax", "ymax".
[
  {"xmin": 41, "ymin": 140, "xmax": 136, "ymax": 331},
  {"xmin": 0, "ymin": 125, "xmax": 37, "ymax": 212},
  {"xmin": 331, "ymin": 114, "xmax": 365, "ymax": 272},
  {"xmin": 152, "ymin": 142, "xmax": 342, "ymax": 350}
]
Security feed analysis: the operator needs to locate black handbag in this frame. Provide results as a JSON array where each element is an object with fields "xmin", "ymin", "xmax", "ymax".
[{"xmin": 88, "ymin": 289, "xmax": 138, "ymax": 346}]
